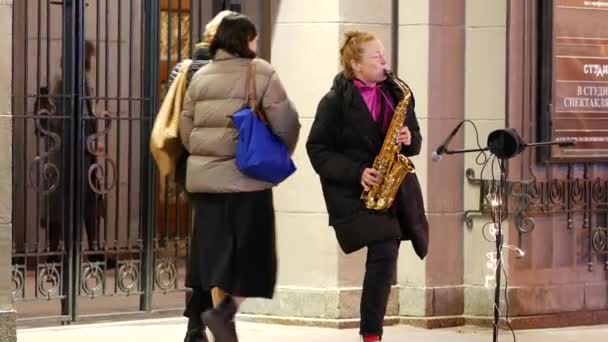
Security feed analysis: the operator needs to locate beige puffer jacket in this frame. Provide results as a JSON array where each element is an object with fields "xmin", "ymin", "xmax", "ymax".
[{"xmin": 180, "ymin": 49, "xmax": 300, "ymax": 193}]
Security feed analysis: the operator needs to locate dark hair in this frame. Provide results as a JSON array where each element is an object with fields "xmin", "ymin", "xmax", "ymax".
[
  {"xmin": 61, "ymin": 41, "xmax": 95, "ymax": 72},
  {"xmin": 210, "ymin": 14, "xmax": 257, "ymax": 59}
]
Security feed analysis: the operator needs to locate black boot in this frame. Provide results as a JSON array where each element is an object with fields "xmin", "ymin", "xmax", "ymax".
[
  {"xmin": 183, "ymin": 328, "xmax": 209, "ymax": 342},
  {"xmin": 183, "ymin": 288, "xmax": 213, "ymax": 342},
  {"xmin": 202, "ymin": 296, "xmax": 238, "ymax": 342}
]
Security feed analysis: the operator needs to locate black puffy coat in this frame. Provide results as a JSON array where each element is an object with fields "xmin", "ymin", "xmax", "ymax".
[{"xmin": 306, "ymin": 72, "xmax": 429, "ymax": 258}]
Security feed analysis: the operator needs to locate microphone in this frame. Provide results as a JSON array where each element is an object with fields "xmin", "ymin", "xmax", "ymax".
[{"xmin": 432, "ymin": 120, "xmax": 466, "ymax": 162}]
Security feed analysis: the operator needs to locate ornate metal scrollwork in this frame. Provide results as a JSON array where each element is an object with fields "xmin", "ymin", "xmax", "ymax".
[
  {"xmin": 30, "ymin": 102, "xmax": 61, "ymax": 195},
  {"xmin": 155, "ymin": 259, "xmax": 177, "ymax": 292},
  {"xmin": 86, "ymin": 110, "xmax": 116, "ymax": 195},
  {"xmin": 81, "ymin": 262, "xmax": 104, "ymax": 297},
  {"xmin": 548, "ymin": 179, "xmax": 566, "ymax": 209},
  {"xmin": 592, "ymin": 227, "xmax": 608, "ymax": 254},
  {"xmin": 510, "ymin": 181, "xmax": 536, "ymax": 234},
  {"xmin": 38, "ymin": 263, "xmax": 62, "ymax": 299},
  {"xmin": 464, "ymin": 168, "xmax": 505, "ymax": 229},
  {"xmin": 591, "ymin": 179, "xmax": 607, "ymax": 203},
  {"xmin": 465, "ymin": 164, "xmax": 608, "ymax": 271},
  {"xmin": 86, "ymin": 111, "xmax": 116, "ymax": 195},
  {"xmin": 570, "ymin": 178, "xmax": 586, "ymax": 205},
  {"xmin": 117, "ymin": 261, "xmax": 139, "ymax": 295},
  {"xmin": 12, "ymin": 265, "xmax": 25, "ymax": 299}
]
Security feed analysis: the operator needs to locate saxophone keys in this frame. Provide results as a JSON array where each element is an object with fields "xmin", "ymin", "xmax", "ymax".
[{"xmin": 375, "ymin": 199, "xmax": 386, "ymax": 210}]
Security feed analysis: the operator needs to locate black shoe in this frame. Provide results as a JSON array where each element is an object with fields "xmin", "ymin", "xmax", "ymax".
[
  {"xmin": 184, "ymin": 328, "xmax": 209, "ymax": 342},
  {"xmin": 202, "ymin": 297, "xmax": 238, "ymax": 342}
]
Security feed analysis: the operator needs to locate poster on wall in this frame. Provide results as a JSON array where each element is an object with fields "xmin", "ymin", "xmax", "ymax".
[{"xmin": 551, "ymin": 0, "xmax": 608, "ymax": 160}]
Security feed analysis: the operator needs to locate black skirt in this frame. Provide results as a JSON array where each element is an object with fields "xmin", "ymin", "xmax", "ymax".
[{"xmin": 186, "ymin": 190, "xmax": 277, "ymax": 299}]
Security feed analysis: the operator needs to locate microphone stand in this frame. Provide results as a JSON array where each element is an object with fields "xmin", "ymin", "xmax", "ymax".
[
  {"xmin": 438, "ymin": 139, "xmax": 570, "ymax": 342},
  {"xmin": 441, "ymin": 141, "xmax": 561, "ymax": 156},
  {"xmin": 442, "ymin": 147, "xmax": 489, "ymax": 155}
]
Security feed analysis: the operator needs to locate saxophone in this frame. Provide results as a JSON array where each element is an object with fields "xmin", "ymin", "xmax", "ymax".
[{"xmin": 361, "ymin": 70, "xmax": 415, "ymax": 211}]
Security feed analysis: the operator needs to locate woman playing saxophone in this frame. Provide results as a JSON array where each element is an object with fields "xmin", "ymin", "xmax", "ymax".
[{"xmin": 306, "ymin": 30, "xmax": 429, "ymax": 342}]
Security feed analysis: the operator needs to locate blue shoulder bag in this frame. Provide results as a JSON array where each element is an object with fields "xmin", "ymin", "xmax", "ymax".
[{"xmin": 232, "ymin": 61, "xmax": 296, "ymax": 184}]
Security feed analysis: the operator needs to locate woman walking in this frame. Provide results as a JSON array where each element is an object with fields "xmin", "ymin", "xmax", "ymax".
[{"xmin": 180, "ymin": 13, "xmax": 300, "ymax": 342}]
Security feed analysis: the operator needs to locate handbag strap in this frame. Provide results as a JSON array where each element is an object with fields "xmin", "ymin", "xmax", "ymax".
[
  {"xmin": 181, "ymin": 59, "xmax": 193, "ymax": 78},
  {"xmin": 245, "ymin": 61, "xmax": 267, "ymax": 123}
]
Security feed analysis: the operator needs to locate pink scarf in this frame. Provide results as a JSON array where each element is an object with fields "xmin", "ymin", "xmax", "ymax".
[{"xmin": 353, "ymin": 79, "xmax": 394, "ymax": 133}]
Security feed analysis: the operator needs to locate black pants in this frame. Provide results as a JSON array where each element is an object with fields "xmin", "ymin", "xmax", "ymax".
[
  {"xmin": 182, "ymin": 190, "xmax": 215, "ymax": 328},
  {"xmin": 183, "ymin": 287, "xmax": 214, "ymax": 328},
  {"xmin": 47, "ymin": 185, "xmax": 100, "ymax": 252},
  {"xmin": 360, "ymin": 239, "xmax": 400, "ymax": 338}
]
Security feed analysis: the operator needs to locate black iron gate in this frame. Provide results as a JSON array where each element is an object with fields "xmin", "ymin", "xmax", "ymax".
[{"xmin": 10, "ymin": 0, "xmax": 243, "ymax": 324}]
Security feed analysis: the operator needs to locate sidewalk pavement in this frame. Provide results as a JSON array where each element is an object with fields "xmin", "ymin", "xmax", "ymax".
[{"xmin": 16, "ymin": 317, "xmax": 608, "ymax": 342}]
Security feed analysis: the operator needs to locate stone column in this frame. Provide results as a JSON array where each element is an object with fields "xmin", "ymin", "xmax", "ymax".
[
  {"xmin": 396, "ymin": 0, "xmax": 508, "ymax": 327},
  {"xmin": 0, "ymin": 0, "xmax": 16, "ymax": 341},
  {"xmin": 239, "ymin": 0, "xmax": 398, "ymax": 326},
  {"xmin": 462, "ymin": 0, "xmax": 508, "ymax": 322},
  {"xmin": 397, "ymin": 0, "xmax": 467, "ymax": 328}
]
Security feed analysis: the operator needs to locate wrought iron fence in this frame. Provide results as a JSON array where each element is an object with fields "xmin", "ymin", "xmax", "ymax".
[
  {"xmin": 465, "ymin": 163, "xmax": 608, "ymax": 271},
  {"xmin": 10, "ymin": 0, "xmax": 243, "ymax": 324}
]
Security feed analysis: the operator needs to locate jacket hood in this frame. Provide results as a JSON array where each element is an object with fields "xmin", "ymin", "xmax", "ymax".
[{"xmin": 331, "ymin": 72, "xmax": 351, "ymax": 93}]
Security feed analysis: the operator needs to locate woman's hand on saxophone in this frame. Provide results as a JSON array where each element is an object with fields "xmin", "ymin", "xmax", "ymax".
[
  {"xmin": 396, "ymin": 126, "xmax": 411, "ymax": 146},
  {"xmin": 361, "ymin": 168, "xmax": 381, "ymax": 191}
]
